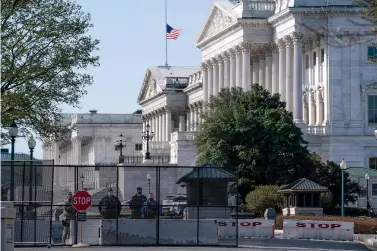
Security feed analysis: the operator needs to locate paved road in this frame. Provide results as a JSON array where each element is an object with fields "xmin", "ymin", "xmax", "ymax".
[{"xmin": 15, "ymin": 239, "xmax": 371, "ymax": 251}]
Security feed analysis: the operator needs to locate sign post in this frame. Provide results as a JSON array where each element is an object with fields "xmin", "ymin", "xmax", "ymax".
[{"xmin": 71, "ymin": 191, "xmax": 92, "ymax": 248}]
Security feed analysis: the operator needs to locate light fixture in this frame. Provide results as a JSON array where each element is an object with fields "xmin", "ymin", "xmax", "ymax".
[
  {"xmin": 365, "ymin": 173, "xmax": 370, "ymax": 180},
  {"xmin": 147, "ymin": 173, "xmax": 151, "ymax": 180},
  {"xmin": 28, "ymin": 136, "xmax": 36, "ymax": 149},
  {"xmin": 340, "ymin": 158, "xmax": 347, "ymax": 170},
  {"xmin": 9, "ymin": 120, "xmax": 18, "ymax": 137}
]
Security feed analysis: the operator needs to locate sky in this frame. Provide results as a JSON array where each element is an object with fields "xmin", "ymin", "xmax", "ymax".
[{"xmin": 7, "ymin": 0, "xmax": 214, "ymax": 158}]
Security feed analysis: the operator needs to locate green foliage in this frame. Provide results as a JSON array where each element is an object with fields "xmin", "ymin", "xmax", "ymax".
[
  {"xmin": 1, "ymin": 0, "xmax": 100, "ymax": 143},
  {"xmin": 196, "ymin": 84, "xmax": 314, "ymax": 198},
  {"xmin": 307, "ymin": 153, "xmax": 360, "ymax": 207},
  {"xmin": 355, "ymin": 0, "xmax": 377, "ymax": 26},
  {"xmin": 245, "ymin": 185, "xmax": 283, "ymax": 216}
]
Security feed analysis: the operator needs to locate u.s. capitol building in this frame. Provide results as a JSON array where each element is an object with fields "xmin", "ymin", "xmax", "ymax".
[{"xmin": 45, "ymin": 0, "xmax": 377, "ymax": 206}]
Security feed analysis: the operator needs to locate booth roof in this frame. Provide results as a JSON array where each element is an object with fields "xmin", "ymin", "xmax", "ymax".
[
  {"xmin": 279, "ymin": 178, "xmax": 328, "ymax": 193},
  {"xmin": 176, "ymin": 164, "xmax": 235, "ymax": 184}
]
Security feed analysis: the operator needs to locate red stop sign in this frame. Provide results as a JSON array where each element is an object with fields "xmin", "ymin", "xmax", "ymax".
[{"xmin": 72, "ymin": 190, "xmax": 92, "ymax": 211}]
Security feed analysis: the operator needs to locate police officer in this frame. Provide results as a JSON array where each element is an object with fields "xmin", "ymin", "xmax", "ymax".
[
  {"xmin": 60, "ymin": 192, "xmax": 76, "ymax": 245},
  {"xmin": 130, "ymin": 187, "xmax": 147, "ymax": 219},
  {"xmin": 98, "ymin": 188, "xmax": 122, "ymax": 219}
]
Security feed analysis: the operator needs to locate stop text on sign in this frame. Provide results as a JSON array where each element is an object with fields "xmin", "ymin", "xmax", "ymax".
[
  {"xmin": 217, "ymin": 221, "xmax": 263, "ymax": 227},
  {"xmin": 296, "ymin": 223, "xmax": 341, "ymax": 229},
  {"xmin": 73, "ymin": 197, "xmax": 91, "ymax": 205}
]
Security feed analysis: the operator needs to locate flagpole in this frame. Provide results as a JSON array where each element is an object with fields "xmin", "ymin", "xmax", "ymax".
[{"xmin": 165, "ymin": 0, "xmax": 168, "ymax": 67}]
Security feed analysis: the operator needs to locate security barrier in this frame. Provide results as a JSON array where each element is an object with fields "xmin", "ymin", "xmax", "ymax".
[
  {"xmin": 217, "ymin": 219, "xmax": 275, "ymax": 238},
  {"xmin": 283, "ymin": 219, "xmax": 354, "ymax": 241}
]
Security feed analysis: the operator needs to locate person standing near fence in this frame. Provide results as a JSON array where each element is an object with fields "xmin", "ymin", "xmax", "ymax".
[
  {"xmin": 60, "ymin": 192, "xmax": 76, "ymax": 245},
  {"xmin": 141, "ymin": 193, "xmax": 159, "ymax": 219},
  {"xmin": 98, "ymin": 188, "xmax": 122, "ymax": 219},
  {"xmin": 130, "ymin": 187, "xmax": 146, "ymax": 219}
]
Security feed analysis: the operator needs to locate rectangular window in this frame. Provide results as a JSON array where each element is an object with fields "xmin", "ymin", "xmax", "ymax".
[
  {"xmin": 359, "ymin": 188, "xmax": 367, "ymax": 197},
  {"xmin": 368, "ymin": 46, "xmax": 377, "ymax": 62},
  {"xmin": 372, "ymin": 184, "xmax": 377, "ymax": 196},
  {"xmin": 313, "ymin": 52, "xmax": 317, "ymax": 66},
  {"xmin": 321, "ymin": 49, "xmax": 325, "ymax": 63},
  {"xmin": 135, "ymin": 144, "xmax": 142, "ymax": 151},
  {"xmin": 370, "ymin": 157, "xmax": 377, "ymax": 170},
  {"xmin": 305, "ymin": 54, "xmax": 309, "ymax": 69},
  {"xmin": 368, "ymin": 96, "xmax": 377, "ymax": 124}
]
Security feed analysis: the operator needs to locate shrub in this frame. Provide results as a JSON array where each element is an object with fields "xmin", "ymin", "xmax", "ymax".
[
  {"xmin": 324, "ymin": 207, "xmax": 369, "ymax": 217},
  {"xmin": 245, "ymin": 185, "xmax": 283, "ymax": 216},
  {"xmin": 275, "ymin": 215, "xmax": 377, "ymax": 234}
]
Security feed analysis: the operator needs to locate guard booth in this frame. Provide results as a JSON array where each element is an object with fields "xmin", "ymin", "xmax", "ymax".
[
  {"xmin": 176, "ymin": 164, "xmax": 236, "ymax": 219},
  {"xmin": 279, "ymin": 178, "xmax": 328, "ymax": 216}
]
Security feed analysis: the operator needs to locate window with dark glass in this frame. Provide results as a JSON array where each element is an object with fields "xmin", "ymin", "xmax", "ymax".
[
  {"xmin": 321, "ymin": 49, "xmax": 325, "ymax": 63},
  {"xmin": 372, "ymin": 184, "xmax": 377, "ymax": 196},
  {"xmin": 313, "ymin": 52, "xmax": 317, "ymax": 66},
  {"xmin": 370, "ymin": 157, "xmax": 377, "ymax": 170},
  {"xmin": 297, "ymin": 193, "xmax": 305, "ymax": 207},
  {"xmin": 165, "ymin": 77, "xmax": 189, "ymax": 89},
  {"xmin": 305, "ymin": 54, "xmax": 309, "ymax": 69},
  {"xmin": 368, "ymin": 96, "xmax": 377, "ymax": 124},
  {"xmin": 368, "ymin": 46, "xmax": 377, "ymax": 62},
  {"xmin": 135, "ymin": 144, "xmax": 142, "ymax": 151}
]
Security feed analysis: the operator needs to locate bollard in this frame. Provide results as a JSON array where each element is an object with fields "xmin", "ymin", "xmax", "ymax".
[{"xmin": 1, "ymin": 201, "xmax": 16, "ymax": 251}]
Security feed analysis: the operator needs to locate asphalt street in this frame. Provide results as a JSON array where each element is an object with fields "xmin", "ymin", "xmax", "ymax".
[{"xmin": 15, "ymin": 238, "xmax": 372, "ymax": 251}]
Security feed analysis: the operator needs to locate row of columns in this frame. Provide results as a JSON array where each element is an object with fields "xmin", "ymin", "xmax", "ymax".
[
  {"xmin": 201, "ymin": 32, "xmax": 314, "ymax": 123},
  {"xmin": 304, "ymin": 87, "xmax": 325, "ymax": 126},
  {"xmin": 143, "ymin": 106, "xmax": 172, "ymax": 142},
  {"xmin": 187, "ymin": 102, "xmax": 203, "ymax": 131}
]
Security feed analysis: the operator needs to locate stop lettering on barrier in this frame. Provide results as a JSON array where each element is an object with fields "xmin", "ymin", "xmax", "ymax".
[{"xmin": 296, "ymin": 223, "xmax": 341, "ymax": 229}]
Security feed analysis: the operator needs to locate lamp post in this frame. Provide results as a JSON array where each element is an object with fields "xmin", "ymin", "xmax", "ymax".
[
  {"xmin": 340, "ymin": 158, "xmax": 347, "ymax": 217},
  {"xmin": 80, "ymin": 173, "xmax": 85, "ymax": 190},
  {"xmin": 9, "ymin": 120, "xmax": 19, "ymax": 201},
  {"xmin": 141, "ymin": 124, "xmax": 154, "ymax": 160},
  {"xmin": 115, "ymin": 134, "xmax": 126, "ymax": 164},
  {"xmin": 147, "ymin": 173, "xmax": 151, "ymax": 193},
  {"xmin": 27, "ymin": 136, "xmax": 36, "ymax": 206},
  {"xmin": 365, "ymin": 173, "xmax": 370, "ymax": 217}
]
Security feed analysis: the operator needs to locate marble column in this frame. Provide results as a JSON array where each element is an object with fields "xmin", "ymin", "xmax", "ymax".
[
  {"xmin": 212, "ymin": 58, "xmax": 219, "ymax": 96},
  {"xmin": 303, "ymin": 94, "xmax": 309, "ymax": 124},
  {"xmin": 179, "ymin": 115, "xmax": 185, "ymax": 131},
  {"xmin": 258, "ymin": 52, "xmax": 265, "ymax": 89},
  {"xmin": 207, "ymin": 61, "xmax": 213, "ymax": 101},
  {"xmin": 158, "ymin": 111, "xmax": 163, "ymax": 141},
  {"xmin": 230, "ymin": 49, "xmax": 237, "ymax": 88},
  {"xmin": 284, "ymin": 36, "xmax": 294, "ymax": 112},
  {"xmin": 193, "ymin": 105, "xmax": 198, "ymax": 131},
  {"xmin": 278, "ymin": 39, "xmax": 286, "ymax": 101},
  {"xmin": 309, "ymin": 90, "xmax": 316, "ymax": 125},
  {"xmin": 315, "ymin": 38, "xmax": 320, "ymax": 86},
  {"xmin": 292, "ymin": 32, "xmax": 304, "ymax": 122},
  {"xmin": 271, "ymin": 44, "xmax": 279, "ymax": 94},
  {"xmin": 186, "ymin": 108, "xmax": 190, "ymax": 131},
  {"xmin": 252, "ymin": 56, "xmax": 259, "ymax": 85},
  {"xmin": 165, "ymin": 107, "xmax": 172, "ymax": 141},
  {"xmin": 241, "ymin": 42, "xmax": 252, "ymax": 91},
  {"xmin": 218, "ymin": 55, "xmax": 224, "ymax": 92},
  {"xmin": 161, "ymin": 111, "xmax": 166, "ymax": 141},
  {"xmin": 201, "ymin": 62, "xmax": 209, "ymax": 103},
  {"xmin": 190, "ymin": 105, "xmax": 194, "ymax": 131},
  {"xmin": 236, "ymin": 46, "xmax": 242, "ymax": 88},
  {"xmin": 316, "ymin": 87, "xmax": 324, "ymax": 125},
  {"xmin": 322, "ymin": 37, "xmax": 329, "ymax": 123},
  {"xmin": 223, "ymin": 52, "xmax": 230, "ymax": 89},
  {"xmin": 265, "ymin": 46, "xmax": 272, "ymax": 92},
  {"xmin": 142, "ymin": 120, "xmax": 146, "ymax": 132}
]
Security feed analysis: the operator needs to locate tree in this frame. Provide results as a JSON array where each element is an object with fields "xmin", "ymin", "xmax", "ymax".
[
  {"xmin": 356, "ymin": 0, "xmax": 377, "ymax": 26},
  {"xmin": 308, "ymin": 153, "xmax": 360, "ymax": 208},
  {"xmin": 1, "ymin": 0, "xmax": 100, "ymax": 143},
  {"xmin": 245, "ymin": 185, "xmax": 283, "ymax": 216},
  {"xmin": 196, "ymin": 85, "xmax": 314, "ymax": 198}
]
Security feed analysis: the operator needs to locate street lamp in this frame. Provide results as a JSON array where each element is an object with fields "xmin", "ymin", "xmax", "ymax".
[
  {"xmin": 365, "ymin": 173, "xmax": 370, "ymax": 216},
  {"xmin": 147, "ymin": 173, "xmax": 152, "ymax": 193},
  {"xmin": 340, "ymin": 158, "xmax": 347, "ymax": 217},
  {"xmin": 141, "ymin": 124, "xmax": 154, "ymax": 160},
  {"xmin": 115, "ymin": 134, "xmax": 126, "ymax": 164},
  {"xmin": 27, "ymin": 136, "xmax": 36, "ymax": 206},
  {"xmin": 79, "ymin": 173, "xmax": 85, "ymax": 190},
  {"xmin": 9, "ymin": 120, "xmax": 18, "ymax": 201}
]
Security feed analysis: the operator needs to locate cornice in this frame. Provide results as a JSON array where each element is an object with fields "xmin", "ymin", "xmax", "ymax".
[
  {"xmin": 268, "ymin": 7, "xmax": 364, "ymax": 26},
  {"xmin": 183, "ymin": 81, "xmax": 203, "ymax": 94},
  {"xmin": 196, "ymin": 22, "xmax": 241, "ymax": 49}
]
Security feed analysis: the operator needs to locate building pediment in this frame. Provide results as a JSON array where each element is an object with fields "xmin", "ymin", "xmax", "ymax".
[
  {"xmin": 196, "ymin": 3, "xmax": 238, "ymax": 47},
  {"xmin": 137, "ymin": 69, "xmax": 162, "ymax": 104}
]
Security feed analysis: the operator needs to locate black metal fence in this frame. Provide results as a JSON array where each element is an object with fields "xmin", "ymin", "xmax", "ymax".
[{"xmin": 1, "ymin": 161, "xmax": 240, "ymax": 247}]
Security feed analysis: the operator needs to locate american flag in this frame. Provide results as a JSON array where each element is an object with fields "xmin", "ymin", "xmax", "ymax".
[{"xmin": 166, "ymin": 24, "xmax": 182, "ymax": 40}]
